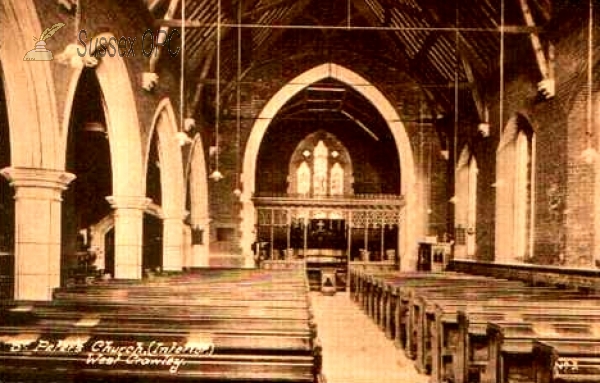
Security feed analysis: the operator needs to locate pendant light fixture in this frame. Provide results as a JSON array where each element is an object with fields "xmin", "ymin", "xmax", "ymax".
[
  {"xmin": 233, "ymin": 0, "xmax": 243, "ymax": 198},
  {"xmin": 210, "ymin": 0, "xmax": 224, "ymax": 182},
  {"xmin": 177, "ymin": 0, "xmax": 192, "ymax": 147},
  {"xmin": 450, "ymin": 3, "xmax": 459, "ymax": 205}
]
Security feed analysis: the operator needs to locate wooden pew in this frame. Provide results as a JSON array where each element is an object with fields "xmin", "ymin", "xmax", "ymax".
[
  {"xmin": 4, "ymin": 302, "xmax": 312, "ymax": 323},
  {"xmin": 419, "ymin": 287, "xmax": 595, "ymax": 380},
  {"xmin": 356, "ymin": 272, "xmax": 481, "ymax": 332},
  {"xmin": 407, "ymin": 284, "xmax": 564, "ymax": 374},
  {"xmin": 454, "ymin": 307, "xmax": 600, "ymax": 383},
  {"xmin": 350, "ymin": 270, "xmax": 511, "ymax": 352},
  {"xmin": 486, "ymin": 321, "xmax": 600, "ymax": 383},
  {"xmin": 0, "ymin": 269, "xmax": 323, "ymax": 383},
  {"xmin": 400, "ymin": 279, "xmax": 525, "ymax": 361},
  {"xmin": 532, "ymin": 340, "xmax": 600, "ymax": 383},
  {"xmin": 364, "ymin": 267, "xmax": 600, "ymax": 383}
]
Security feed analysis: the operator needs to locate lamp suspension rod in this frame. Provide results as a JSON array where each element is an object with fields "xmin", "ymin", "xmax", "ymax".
[
  {"xmin": 499, "ymin": 0, "xmax": 505, "ymax": 141},
  {"xmin": 588, "ymin": 0, "xmax": 593, "ymax": 141},
  {"xmin": 180, "ymin": 0, "xmax": 185, "ymax": 133},
  {"xmin": 454, "ymin": 1, "xmax": 459, "ymax": 172},
  {"xmin": 236, "ymin": 0, "xmax": 242, "ymax": 188},
  {"xmin": 215, "ymin": 0, "xmax": 221, "ymax": 170}
]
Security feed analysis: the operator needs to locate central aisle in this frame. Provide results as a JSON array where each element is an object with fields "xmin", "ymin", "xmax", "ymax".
[{"xmin": 310, "ymin": 291, "xmax": 430, "ymax": 383}]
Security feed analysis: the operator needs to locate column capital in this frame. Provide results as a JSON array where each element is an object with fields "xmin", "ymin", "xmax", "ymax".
[
  {"xmin": 0, "ymin": 167, "xmax": 76, "ymax": 190},
  {"xmin": 106, "ymin": 195, "xmax": 151, "ymax": 210}
]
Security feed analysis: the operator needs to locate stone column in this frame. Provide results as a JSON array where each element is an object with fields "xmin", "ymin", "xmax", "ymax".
[
  {"xmin": 162, "ymin": 216, "xmax": 183, "ymax": 272},
  {"xmin": 182, "ymin": 224, "xmax": 192, "ymax": 268},
  {"xmin": 105, "ymin": 195, "xmax": 150, "ymax": 279},
  {"xmin": 191, "ymin": 223, "xmax": 210, "ymax": 268},
  {"xmin": 0, "ymin": 167, "xmax": 75, "ymax": 301},
  {"xmin": 240, "ymin": 200, "xmax": 256, "ymax": 269}
]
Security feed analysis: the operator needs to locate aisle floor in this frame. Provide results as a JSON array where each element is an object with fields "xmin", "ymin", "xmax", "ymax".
[{"xmin": 310, "ymin": 291, "xmax": 430, "ymax": 383}]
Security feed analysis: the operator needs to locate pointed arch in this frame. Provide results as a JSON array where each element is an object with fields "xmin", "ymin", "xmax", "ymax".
[
  {"xmin": 146, "ymin": 98, "xmax": 185, "ymax": 219},
  {"xmin": 59, "ymin": 33, "xmax": 145, "ymax": 279},
  {"xmin": 60, "ymin": 33, "xmax": 144, "ymax": 198},
  {"xmin": 0, "ymin": 0, "xmax": 59, "ymax": 168},
  {"xmin": 241, "ymin": 63, "xmax": 419, "ymax": 270},
  {"xmin": 495, "ymin": 114, "xmax": 536, "ymax": 263},
  {"xmin": 287, "ymin": 130, "xmax": 354, "ymax": 196},
  {"xmin": 188, "ymin": 134, "xmax": 210, "ymax": 267},
  {"xmin": 146, "ymin": 98, "xmax": 185, "ymax": 271},
  {"xmin": 455, "ymin": 146, "xmax": 478, "ymax": 259}
]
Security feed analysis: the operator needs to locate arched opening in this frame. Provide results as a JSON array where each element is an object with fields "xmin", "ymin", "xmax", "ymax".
[
  {"xmin": 285, "ymin": 131, "xmax": 354, "ymax": 197},
  {"xmin": 243, "ymin": 63, "xmax": 417, "ymax": 270},
  {"xmin": 0, "ymin": 64, "xmax": 14, "ymax": 299},
  {"xmin": 454, "ymin": 147, "xmax": 478, "ymax": 260},
  {"xmin": 189, "ymin": 134, "xmax": 210, "ymax": 267},
  {"xmin": 495, "ymin": 114, "xmax": 535, "ymax": 263},
  {"xmin": 145, "ymin": 99, "xmax": 185, "ymax": 272},
  {"xmin": 62, "ymin": 68, "xmax": 113, "ymax": 283},
  {"xmin": 144, "ymin": 132, "xmax": 163, "ymax": 273},
  {"xmin": 60, "ymin": 32, "xmax": 145, "ymax": 279}
]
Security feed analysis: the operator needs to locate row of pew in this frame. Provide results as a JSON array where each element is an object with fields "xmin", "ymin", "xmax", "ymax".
[
  {"xmin": 349, "ymin": 268, "xmax": 600, "ymax": 383},
  {"xmin": 0, "ymin": 268, "xmax": 324, "ymax": 383}
]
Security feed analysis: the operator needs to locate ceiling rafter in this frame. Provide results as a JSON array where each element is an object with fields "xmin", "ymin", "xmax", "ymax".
[
  {"xmin": 243, "ymin": 0, "xmax": 298, "ymax": 20},
  {"xmin": 418, "ymin": 0, "xmax": 490, "ymax": 83},
  {"xmin": 356, "ymin": 0, "xmax": 448, "ymax": 116}
]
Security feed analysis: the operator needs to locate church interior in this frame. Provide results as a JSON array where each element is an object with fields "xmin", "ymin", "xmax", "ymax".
[{"xmin": 2, "ymin": 0, "xmax": 600, "ymax": 382}]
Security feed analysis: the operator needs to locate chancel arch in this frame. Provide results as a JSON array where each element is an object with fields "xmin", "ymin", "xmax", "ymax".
[
  {"xmin": 242, "ymin": 63, "xmax": 419, "ymax": 270},
  {"xmin": 454, "ymin": 146, "xmax": 478, "ymax": 260},
  {"xmin": 495, "ymin": 114, "xmax": 536, "ymax": 264}
]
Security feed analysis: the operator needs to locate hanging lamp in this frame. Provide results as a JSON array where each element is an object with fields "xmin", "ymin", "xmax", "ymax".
[
  {"xmin": 232, "ymin": 0, "xmax": 242, "ymax": 198},
  {"xmin": 211, "ymin": 0, "xmax": 224, "ymax": 181},
  {"xmin": 451, "ymin": 3, "xmax": 459, "ymax": 208},
  {"xmin": 178, "ymin": 0, "xmax": 192, "ymax": 147}
]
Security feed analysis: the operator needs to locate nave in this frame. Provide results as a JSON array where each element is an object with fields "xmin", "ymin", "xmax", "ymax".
[
  {"xmin": 0, "ymin": 266, "xmax": 432, "ymax": 383},
  {"xmin": 3, "ymin": 0, "xmax": 600, "ymax": 381},
  {"xmin": 4, "ymin": 264, "xmax": 600, "ymax": 383}
]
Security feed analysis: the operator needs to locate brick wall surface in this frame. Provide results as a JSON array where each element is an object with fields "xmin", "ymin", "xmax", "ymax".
[{"xmin": 30, "ymin": 1, "xmax": 600, "ymax": 267}]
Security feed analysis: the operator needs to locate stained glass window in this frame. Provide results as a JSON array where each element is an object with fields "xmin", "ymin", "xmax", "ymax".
[
  {"xmin": 330, "ymin": 162, "xmax": 343, "ymax": 195},
  {"xmin": 296, "ymin": 161, "xmax": 311, "ymax": 195},
  {"xmin": 312, "ymin": 140, "xmax": 328, "ymax": 196}
]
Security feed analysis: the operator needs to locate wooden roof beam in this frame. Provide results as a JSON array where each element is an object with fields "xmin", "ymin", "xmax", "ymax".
[
  {"xmin": 462, "ymin": 55, "xmax": 489, "ymax": 139},
  {"xmin": 518, "ymin": 0, "xmax": 555, "ymax": 99}
]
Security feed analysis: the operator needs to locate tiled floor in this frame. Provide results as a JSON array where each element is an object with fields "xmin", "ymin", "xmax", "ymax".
[{"xmin": 310, "ymin": 291, "xmax": 430, "ymax": 383}]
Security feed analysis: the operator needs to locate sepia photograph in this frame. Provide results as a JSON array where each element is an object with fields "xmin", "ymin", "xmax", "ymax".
[{"xmin": 0, "ymin": 0, "xmax": 599, "ymax": 382}]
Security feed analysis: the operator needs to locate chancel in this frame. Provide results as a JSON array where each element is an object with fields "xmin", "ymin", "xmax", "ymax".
[{"xmin": 2, "ymin": 0, "xmax": 600, "ymax": 382}]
